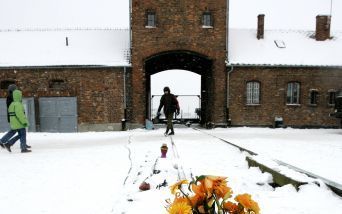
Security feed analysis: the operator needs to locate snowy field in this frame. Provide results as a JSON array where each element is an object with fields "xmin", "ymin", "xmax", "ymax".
[{"xmin": 0, "ymin": 127, "xmax": 342, "ymax": 214}]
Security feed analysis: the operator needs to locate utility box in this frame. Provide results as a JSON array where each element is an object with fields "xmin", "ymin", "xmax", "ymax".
[{"xmin": 274, "ymin": 116, "xmax": 284, "ymax": 128}]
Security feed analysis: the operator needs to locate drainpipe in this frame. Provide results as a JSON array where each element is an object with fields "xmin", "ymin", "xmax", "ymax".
[
  {"xmin": 227, "ymin": 64, "xmax": 234, "ymax": 125},
  {"xmin": 225, "ymin": 0, "xmax": 231, "ymax": 126},
  {"xmin": 129, "ymin": 0, "xmax": 132, "ymax": 51},
  {"xmin": 226, "ymin": 0, "xmax": 229, "ymax": 56},
  {"xmin": 122, "ymin": 66, "xmax": 127, "ymax": 131},
  {"xmin": 124, "ymin": 67, "xmax": 127, "ymax": 109}
]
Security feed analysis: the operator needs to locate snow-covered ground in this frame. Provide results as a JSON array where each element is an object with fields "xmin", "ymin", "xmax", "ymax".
[{"xmin": 0, "ymin": 127, "xmax": 341, "ymax": 214}]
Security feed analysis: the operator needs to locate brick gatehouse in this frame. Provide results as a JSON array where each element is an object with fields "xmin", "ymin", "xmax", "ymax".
[{"xmin": 130, "ymin": 0, "xmax": 227, "ymax": 126}]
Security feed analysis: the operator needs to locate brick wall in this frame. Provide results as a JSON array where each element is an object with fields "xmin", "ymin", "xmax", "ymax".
[
  {"xmin": 0, "ymin": 67, "xmax": 127, "ymax": 129},
  {"xmin": 131, "ymin": 0, "xmax": 227, "ymax": 125},
  {"xmin": 229, "ymin": 67, "xmax": 342, "ymax": 127}
]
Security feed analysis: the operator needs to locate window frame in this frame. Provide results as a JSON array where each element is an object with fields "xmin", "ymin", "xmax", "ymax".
[
  {"xmin": 49, "ymin": 79, "xmax": 66, "ymax": 90},
  {"xmin": 202, "ymin": 11, "xmax": 213, "ymax": 28},
  {"xmin": 328, "ymin": 90, "xmax": 336, "ymax": 106},
  {"xmin": 309, "ymin": 89, "xmax": 318, "ymax": 106},
  {"xmin": 146, "ymin": 10, "xmax": 156, "ymax": 28},
  {"xmin": 286, "ymin": 82, "xmax": 301, "ymax": 105},
  {"xmin": 246, "ymin": 81, "xmax": 261, "ymax": 105}
]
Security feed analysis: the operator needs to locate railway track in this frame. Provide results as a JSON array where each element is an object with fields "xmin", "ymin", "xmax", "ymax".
[{"xmin": 192, "ymin": 127, "xmax": 342, "ymax": 197}]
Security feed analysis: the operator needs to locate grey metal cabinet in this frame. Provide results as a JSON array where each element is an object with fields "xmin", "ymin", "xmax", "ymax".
[{"xmin": 39, "ymin": 97, "xmax": 77, "ymax": 132}]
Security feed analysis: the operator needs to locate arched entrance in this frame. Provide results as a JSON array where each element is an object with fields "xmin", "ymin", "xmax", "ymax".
[{"xmin": 144, "ymin": 50, "xmax": 213, "ymax": 125}]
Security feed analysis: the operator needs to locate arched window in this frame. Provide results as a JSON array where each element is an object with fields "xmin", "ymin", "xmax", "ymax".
[
  {"xmin": 0, "ymin": 80, "xmax": 15, "ymax": 90},
  {"xmin": 287, "ymin": 82, "xmax": 300, "ymax": 104},
  {"xmin": 246, "ymin": 81, "xmax": 260, "ymax": 104},
  {"xmin": 49, "ymin": 79, "xmax": 66, "ymax": 90}
]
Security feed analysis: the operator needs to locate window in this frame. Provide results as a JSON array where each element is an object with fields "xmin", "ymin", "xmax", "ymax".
[
  {"xmin": 0, "ymin": 80, "xmax": 15, "ymax": 90},
  {"xmin": 49, "ymin": 79, "xmax": 66, "ymax": 90},
  {"xmin": 287, "ymin": 82, "xmax": 300, "ymax": 104},
  {"xmin": 202, "ymin": 12, "xmax": 213, "ymax": 27},
  {"xmin": 309, "ymin": 90, "xmax": 318, "ymax": 105},
  {"xmin": 246, "ymin": 81, "xmax": 260, "ymax": 104},
  {"xmin": 328, "ymin": 91, "xmax": 336, "ymax": 105},
  {"xmin": 146, "ymin": 11, "xmax": 156, "ymax": 27}
]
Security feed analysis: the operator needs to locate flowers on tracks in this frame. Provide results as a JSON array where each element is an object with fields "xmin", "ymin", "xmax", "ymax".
[{"xmin": 166, "ymin": 175, "xmax": 260, "ymax": 214}]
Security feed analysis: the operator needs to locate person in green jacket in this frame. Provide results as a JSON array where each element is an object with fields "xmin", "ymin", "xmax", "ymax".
[{"xmin": 5, "ymin": 89, "xmax": 31, "ymax": 153}]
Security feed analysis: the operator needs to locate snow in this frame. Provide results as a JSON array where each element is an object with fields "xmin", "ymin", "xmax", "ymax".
[
  {"xmin": 1, "ymin": 0, "xmax": 341, "ymax": 67},
  {"xmin": 0, "ymin": 29, "xmax": 130, "ymax": 67},
  {"xmin": 1, "ymin": 127, "xmax": 342, "ymax": 214},
  {"xmin": 228, "ymin": 29, "xmax": 342, "ymax": 67}
]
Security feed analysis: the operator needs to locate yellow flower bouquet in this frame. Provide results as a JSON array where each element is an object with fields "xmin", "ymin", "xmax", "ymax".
[{"xmin": 166, "ymin": 175, "xmax": 260, "ymax": 214}]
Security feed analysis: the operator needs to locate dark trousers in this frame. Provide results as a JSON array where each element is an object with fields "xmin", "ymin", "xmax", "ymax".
[
  {"xmin": 1, "ymin": 129, "xmax": 20, "ymax": 145},
  {"xmin": 1, "ymin": 128, "xmax": 27, "ymax": 150},
  {"xmin": 166, "ymin": 112, "xmax": 174, "ymax": 132}
]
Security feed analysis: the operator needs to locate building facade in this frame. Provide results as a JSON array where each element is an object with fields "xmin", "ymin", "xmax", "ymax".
[{"xmin": 0, "ymin": 1, "xmax": 341, "ymax": 132}]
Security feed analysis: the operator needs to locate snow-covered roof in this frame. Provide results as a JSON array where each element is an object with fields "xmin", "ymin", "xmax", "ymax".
[
  {"xmin": 0, "ymin": 29, "xmax": 130, "ymax": 67},
  {"xmin": 227, "ymin": 0, "xmax": 342, "ymax": 67},
  {"xmin": 229, "ymin": 0, "xmax": 342, "ymax": 31},
  {"xmin": 228, "ymin": 29, "xmax": 342, "ymax": 67}
]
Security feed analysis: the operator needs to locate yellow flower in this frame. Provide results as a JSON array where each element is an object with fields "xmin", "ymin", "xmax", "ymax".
[
  {"xmin": 173, "ymin": 196, "xmax": 190, "ymax": 205},
  {"xmin": 170, "ymin": 180, "xmax": 189, "ymax": 195},
  {"xmin": 167, "ymin": 202, "xmax": 192, "ymax": 214},
  {"xmin": 235, "ymin": 194, "xmax": 260, "ymax": 214}
]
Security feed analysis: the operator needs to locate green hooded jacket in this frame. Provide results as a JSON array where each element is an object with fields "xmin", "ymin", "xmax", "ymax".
[{"xmin": 8, "ymin": 90, "xmax": 29, "ymax": 130}]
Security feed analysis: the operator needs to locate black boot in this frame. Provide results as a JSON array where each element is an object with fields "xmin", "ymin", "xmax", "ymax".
[
  {"xmin": 4, "ymin": 143, "xmax": 11, "ymax": 153},
  {"xmin": 164, "ymin": 128, "xmax": 169, "ymax": 136},
  {"xmin": 169, "ymin": 128, "xmax": 175, "ymax": 135},
  {"xmin": 21, "ymin": 149, "xmax": 32, "ymax": 153}
]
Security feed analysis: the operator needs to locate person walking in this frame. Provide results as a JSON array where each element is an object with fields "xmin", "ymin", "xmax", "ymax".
[
  {"xmin": 3, "ymin": 89, "xmax": 31, "ymax": 153},
  {"xmin": 157, "ymin": 86, "xmax": 180, "ymax": 136},
  {"xmin": 0, "ymin": 84, "xmax": 20, "ymax": 151}
]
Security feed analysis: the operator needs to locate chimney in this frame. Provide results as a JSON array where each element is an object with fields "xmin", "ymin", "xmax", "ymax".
[
  {"xmin": 315, "ymin": 15, "xmax": 331, "ymax": 41},
  {"xmin": 257, "ymin": 14, "xmax": 265, "ymax": 39}
]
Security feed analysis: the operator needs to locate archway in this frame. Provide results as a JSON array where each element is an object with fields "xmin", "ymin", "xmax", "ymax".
[{"xmin": 144, "ymin": 50, "xmax": 212, "ymax": 125}]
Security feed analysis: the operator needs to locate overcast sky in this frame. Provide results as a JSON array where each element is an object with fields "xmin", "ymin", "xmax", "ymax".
[
  {"xmin": 0, "ymin": 0, "xmax": 129, "ymax": 29},
  {"xmin": 0, "ymin": 0, "xmax": 341, "ymax": 30}
]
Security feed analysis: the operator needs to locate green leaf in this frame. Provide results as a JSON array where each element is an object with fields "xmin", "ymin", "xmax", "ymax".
[
  {"xmin": 196, "ymin": 175, "xmax": 206, "ymax": 182},
  {"xmin": 188, "ymin": 180, "xmax": 196, "ymax": 192},
  {"xmin": 208, "ymin": 197, "xmax": 215, "ymax": 207}
]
